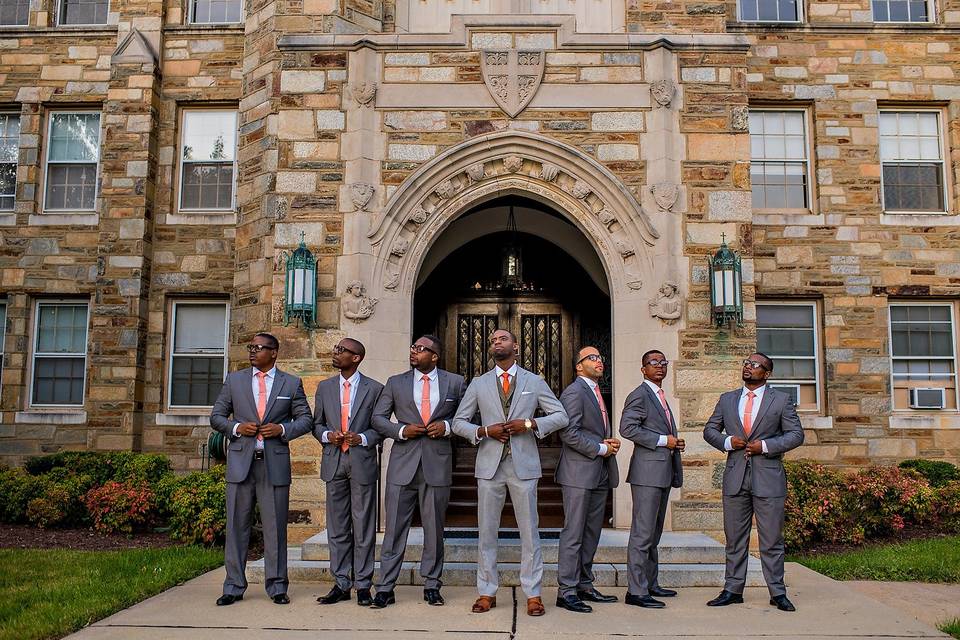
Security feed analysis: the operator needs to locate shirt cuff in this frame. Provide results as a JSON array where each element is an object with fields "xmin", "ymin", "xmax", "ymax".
[
  {"xmin": 657, "ymin": 435, "xmax": 668, "ymax": 447},
  {"xmin": 398, "ymin": 425, "xmax": 406, "ymax": 440},
  {"xmin": 761, "ymin": 440, "xmax": 768, "ymax": 454},
  {"xmin": 598, "ymin": 443, "xmax": 608, "ymax": 456},
  {"xmin": 443, "ymin": 420, "xmax": 451, "ymax": 436},
  {"xmin": 280, "ymin": 424, "xmax": 285, "ymax": 437},
  {"xmin": 724, "ymin": 436, "xmax": 734, "ymax": 451},
  {"xmin": 233, "ymin": 423, "xmax": 240, "ymax": 437},
  {"xmin": 321, "ymin": 430, "xmax": 331, "ymax": 443},
  {"xmin": 359, "ymin": 433, "xmax": 368, "ymax": 447}
]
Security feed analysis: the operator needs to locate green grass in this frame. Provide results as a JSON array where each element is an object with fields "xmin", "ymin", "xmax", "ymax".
[
  {"xmin": 939, "ymin": 618, "xmax": 960, "ymax": 639},
  {"xmin": 0, "ymin": 546, "xmax": 223, "ymax": 640},
  {"xmin": 788, "ymin": 535, "xmax": 960, "ymax": 582}
]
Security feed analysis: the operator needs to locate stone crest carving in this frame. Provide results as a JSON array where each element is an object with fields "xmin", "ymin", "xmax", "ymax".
[
  {"xmin": 466, "ymin": 162, "xmax": 486, "ymax": 182},
  {"xmin": 730, "ymin": 105, "xmax": 749, "ymax": 131},
  {"xmin": 571, "ymin": 180, "xmax": 592, "ymax": 200},
  {"xmin": 408, "ymin": 206, "xmax": 428, "ymax": 224},
  {"xmin": 503, "ymin": 155, "xmax": 523, "ymax": 173},
  {"xmin": 597, "ymin": 208, "xmax": 617, "ymax": 228},
  {"xmin": 615, "ymin": 239, "xmax": 635, "ymax": 257},
  {"xmin": 539, "ymin": 163, "xmax": 559, "ymax": 182},
  {"xmin": 651, "ymin": 183, "xmax": 679, "ymax": 212},
  {"xmin": 650, "ymin": 80, "xmax": 677, "ymax": 108},
  {"xmin": 383, "ymin": 268, "xmax": 400, "ymax": 290},
  {"xmin": 480, "ymin": 49, "xmax": 545, "ymax": 118},
  {"xmin": 434, "ymin": 179, "xmax": 458, "ymax": 200},
  {"xmin": 350, "ymin": 183, "xmax": 375, "ymax": 211},
  {"xmin": 649, "ymin": 282, "xmax": 683, "ymax": 324},
  {"xmin": 343, "ymin": 280, "xmax": 378, "ymax": 322},
  {"xmin": 390, "ymin": 238, "xmax": 409, "ymax": 257},
  {"xmin": 351, "ymin": 82, "xmax": 377, "ymax": 108}
]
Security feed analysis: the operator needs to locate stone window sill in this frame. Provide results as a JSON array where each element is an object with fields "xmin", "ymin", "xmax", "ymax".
[
  {"xmin": 164, "ymin": 211, "xmax": 236, "ymax": 226},
  {"xmin": 881, "ymin": 212, "xmax": 960, "ymax": 226},
  {"xmin": 0, "ymin": 25, "xmax": 117, "ymax": 36},
  {"xmin": 154, "ymin": 412, "xmax": 211, "ymax": 426},
  {"xmin": 16, "ymin": 410, "xmax": 87, "ymax": 424},
  {"xmin": 889, "ymin": 413, "xmax": 960, "ymax": 429},
  {"xmin": 753, "ymin": 211, "xmax": 824, "ymax": 225},
  {"xmin": 799, "ymin": 415, "xmax": 833, "ymax": 429},
  {"xmin": 0, "ymin": 213, "xmax": 14, "ymax": 226},
  {"xmin": 163, "ymin": 24, "xmax": 244, "ymax": 35},
  {"xmin": 29, "ymin": 213, "xmax": 99, "ymax": 226}
]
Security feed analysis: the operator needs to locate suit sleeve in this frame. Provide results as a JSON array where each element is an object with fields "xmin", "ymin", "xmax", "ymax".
[
  {"xmin": 762, "ymin": 398, "xmax": 805, "ymax": 456},
  {"xmin": 559, "ymin": 385, "xmax": 602, "ymax": 458},
  {"xmin": 359, "ymin": 383, "xmax": 384, "ymax": 448},
  {"xmin": 312, "ymin": 386, "xmax": 330, "ymax": 444},
  {"xmin": 210, "ymin": 373, "xmax": 236, "ymax": 437},
  {"xmin": 372, "ymin": 378, "xmax": 403, "ymax": 440},
  {"xmin": 443, "ymin": 376, "xmax": 468, "ymax": 439},
  {"xmin": 533, "ymin": 378, "xmax": 568, "ymax": 437},
  {"xmin": 702, "ymin": 394, "xmax": 729, "ymax": 452},
  {"xmin": 618, "ymin": 387, "xmax": 661, "ymax": 450},
  {"xmin": 452, "ymin": 377, "xmax": 482, "ymax": 444},
  {"xmin": 281, "ymin": 379, "xmax": 314, "ymax": 442}
]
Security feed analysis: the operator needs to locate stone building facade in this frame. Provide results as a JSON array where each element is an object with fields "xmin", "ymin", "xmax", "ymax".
[{"xmin": 0, "ymin": 0, "xmax": 958, "ymax": 541}]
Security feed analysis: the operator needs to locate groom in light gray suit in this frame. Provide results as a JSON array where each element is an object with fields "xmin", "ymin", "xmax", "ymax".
[
  {"xmin": 452, "ymin": 328, "xmax": 568, "ymax": 617},
  {"xmin": 370, "ymin": 334, "xmax": 467, "ymax": 609},
  {"xmin": 703, "ymin": 352, "xmax": 804, "ymax": 612},
  {"xmin": 620, "ymin": 349, "xmax": 684, "ymax": 609},
  {"xmin": 210, "ymin": 332, "xmax": 314, "ymax": 606}
]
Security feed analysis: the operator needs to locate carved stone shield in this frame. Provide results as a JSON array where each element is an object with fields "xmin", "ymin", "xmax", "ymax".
[{"xmin": 481, "ymin": 50, "xmax": 544, "ymax": 118}]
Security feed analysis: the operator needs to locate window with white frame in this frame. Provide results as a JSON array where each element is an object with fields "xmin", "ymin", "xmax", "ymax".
[
  {"xmin": 44, "ymin": 112, "xmax": 101, "ymax": 212},
  {"xmin": 890, "ymin": 304, "xmax": 958, "ymax": 411},
  {"xmin": 0, "ymin": 0, "xmax": 30, "ymax": 26},
  {"xmin": 32, "ymin": 301, "xmax": 88, "ymax": 406},
  {"xmin": 179, "ymin": 110, "xmax": 237, "ymax": 212},
  {"xmin": 169, "ymin": 301, "xmax": 228, "ymax": 407},
  {"xmin": 873, "ymin": 0, "xmax": 931, "ymax": 22},
  {"xmin": 190, "ymin": 0, "xmax": 242, "ymax": 23},
  {"xmin": 738, "ymin": 0, "xmax": 800, "ymax": 21},
  {"xmin": 749, "ymin": 110, "xmax": 810, "ymax": 210},
  {"xmin": 879, "ymin": 111, "xmax": 945, "ymax": 212},
  {"xmin": 58, "ymin": 0, "xmax": 108, "ymax": 24},
  {"xmin": 0, "ymin": 114, "xmax": 19, "ymax": 211},
  {"xmin": 757, "ymin": 302, "xmax": 821, "ymax": 411}
]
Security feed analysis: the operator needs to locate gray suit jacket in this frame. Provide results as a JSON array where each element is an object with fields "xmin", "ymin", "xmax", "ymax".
[
  {"xmin": 702, "ymin": 386, "xmax": 804, "ymax": 498},
  {"xmin": 313, "ymin": 372, "xmax": 384, "ymax": 485},
  {"xmin": 452, "ymin": 366, "xmax": 568, "ymax": 481},
  {"xmin": 556, "ymin": 377, "xmax": 619, "ymax": 490},
  {"xmin": 619, "ymin": 382, "xmax": 683, "ymax": 489},
  {"xmin": 372, "ymin": 368, "xmax": 467, "ymax": 486},
  {"xmin": 210, "ymin": 367, "xmax": 314, "ymax": 486}
]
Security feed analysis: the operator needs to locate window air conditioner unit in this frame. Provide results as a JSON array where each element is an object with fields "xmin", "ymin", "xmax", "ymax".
[
  {"xmin": 909, "ymin": 388, "xmax": 946, "ymax": 410},
  {"xmin": 770, "ymin": 384, "xmax": 800, "ymax": 407}
]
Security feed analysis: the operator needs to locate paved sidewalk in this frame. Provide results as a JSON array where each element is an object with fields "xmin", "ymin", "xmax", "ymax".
[
  {"xmin": 847, "ymin": 581, "xmax": 960, "ymax": 630},
  {"xmin": 65, "ymin": 563, "xmax": 950, "ymax": 639}
]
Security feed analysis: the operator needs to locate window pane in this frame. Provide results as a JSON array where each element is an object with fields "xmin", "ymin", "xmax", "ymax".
[
  {"xmin": 0, "ymin": 0, "xmax": 29, "ymax": 24},
  {"xmin": 48, "ymin": 113, "xmax": 101, "ymax": 162},
  {"xmin": 37, "ymin": 304, "xmax": 87, "ymax": 354},
  {"xmin": 173, "ymin": 304, "xmax": 227, "ymax": 354},
  {"xmin": 181, "ymin": 163, "xmax": 234, "ymax": 210},
  {"xmin": 0, "ymin": 114, "xmax": 20, "ymax": 163},
  {"xmin": 757, "ymin": 0, "xmax": 778, "ymax": 19},
  {"xmin": 758, "ymin": 304, "xmax": 814, "ymax": 328},
  {"xmin": 60, "ymin": 0, "xmax": 107, "ymax": 24},
  {"xmin": 45, "ymin": 163, "xmax": 98, "ymax": 211},
  {"xmin": 171, "ymin": 356, "xmax": 225, "ymax": 406},
  {"xmin": 883, "ymin": 163, "xmax": 944, "ymax": 211},
  {"xmin": 33, "ymin": 356, "xmax": 85, "ymax": 405},
  {"xmin": 0, "ymin": 163, "xmax": 15, "ymax": 211},
  {"xmin": 182, "ymin": 111, "xmax": 237, "ymax": 162},
  {"xmin": 191, "ymin": 0, "xmax": 242, "ymax": 22},
  {"xmin": 739, "ymin": 0, "xmax": 759, "ymax": 19}
]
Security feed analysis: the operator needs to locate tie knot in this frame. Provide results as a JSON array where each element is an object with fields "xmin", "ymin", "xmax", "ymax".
[
  {"xmin": 658, "ymin": 388, "xmax": 665, "ymax": 397},
  {"xmin": 422, "ymin": 374, "xmax": 430, "ymax": 382},
  {"xmin": 502, "ymin": 372, "xmax": 510, "ymax": 382},
  {"xmin": 257, "ymin": 371, "xmax": 266, "ymax": 379},
  {"xmin": 343, "ymin": 380, "xmax": 350, "ymax": 389},
  {"xmin": 747, "ymin": 390, "xmax": 756, "ymax": 398}
]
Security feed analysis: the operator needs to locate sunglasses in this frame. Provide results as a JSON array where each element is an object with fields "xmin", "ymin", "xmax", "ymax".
[
  {"xmin": 578, "ymin": 354, "xmax": 605, "ymax": 364},
  {"xmin": 742, "ymin": 359, "xmax": 769, "ymax": 371},
  {"xmin": 410, "ymin": 344, "xmax": 437, "ymax": 354},
  {"xmin": 333, "ymin": 345, "xmax": 357, "ymax": 355},
  {"xmin": 645, "ymin": 359, "xmax": 669, "ymax": 367},
  {"xmin": 246, "ymin": 344, "xmax": 276, "ymax": 353}
]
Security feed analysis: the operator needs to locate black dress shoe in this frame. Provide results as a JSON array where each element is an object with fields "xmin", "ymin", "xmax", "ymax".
[
  {"xmin": 649, "ymin": 587, "xmax": 677, "ymax": 598},
  {"xmin": 272, "ymin": 593, "xmax": 290, "ymax": 605},
  {"xmin": 577, "ymin": 588, "xmax": 618, "ymax": 603},
  {"xmin": 216, "ymin": 594, "xmax": 242, "ymax": 606},
  {"xmin": 770, "ymin": 595, "xmax": 796, "ymax": 612},
  {"xmin": 316, "ymin": 585, "xmax": 351, "ymax": 604},
  {"xmin": 624, "ymin": 593, "xmax": 665, "ymax": 608},
  {"xmin": 370, "ymin": 591, "xmax": 395, "ymax": 609},
  {"xmin": 423, "ymin": 588, "xmax": 445, "ymax": 606},
  {"xmin": 556, "ymin": 595, "xmax": 593, "ymax": 613},
  {"xmin": 706, "ymin": 590, "xmax": 744, "ymax": 607},
  {"xmin": 356, "ymin": 588, "xmax": 373, "ymax": 606}
]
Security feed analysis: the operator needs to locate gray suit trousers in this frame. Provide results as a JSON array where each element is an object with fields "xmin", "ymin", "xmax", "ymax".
[
  {"xmin": 377, "ymin": 465, "xmax": 450, "ymax": 591},
  {"xmin": 224, "ymin": 458, "xmax": 290, "ymax": 597},
  {"xmin": 723, "ymin": 463, "xmax": 787, "ymax": 597},
  {"xmin": 557, "ymin": 485, "xmax": 607, "ymax": 598},
  {"xmin": 326, "ymin": 451, "xmax": 378, "ymax": 590},
  {"xmin": 478, "ymin": 457, "xmax": 543, "ymax": 598},
  {"xmin": 627, "ymin": 484, "xmax": 670, "ymax": 596}
]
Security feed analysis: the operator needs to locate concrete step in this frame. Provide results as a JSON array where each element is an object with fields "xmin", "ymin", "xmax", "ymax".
[
  {"xmin": 300, "ymin": 529, "xmax": 725, "ymax": 564},
  {"xmin": 247, "ymin": 547, "xmax": 764, "ymax": 588}
]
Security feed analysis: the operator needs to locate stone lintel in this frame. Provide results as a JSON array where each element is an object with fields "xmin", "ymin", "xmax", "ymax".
[
  {"xmin": 376, "ymin": 82, "xmax": 651, "ymax": 110},
  {"xmin": 15, "ymin": 410, "xmax": 88, "ymax": 424}
]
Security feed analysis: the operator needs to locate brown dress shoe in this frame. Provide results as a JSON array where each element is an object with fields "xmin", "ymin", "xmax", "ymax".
[
  {"xmin": 527, "ymin": 596, "xmax": 545, "ymax": 616},
  {"xmin": 472, "ymin": 596, "xmax": 497, "ymax": 613}
]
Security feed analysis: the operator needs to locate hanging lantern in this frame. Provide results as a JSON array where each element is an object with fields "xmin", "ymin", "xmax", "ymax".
[
  {"xmin": 499, "ymin": 205, "xmax": 523, "ymax": 289},
  {"xmin": 708, "ymin": 234, "xmax": 743, "ymax": 328},
  {"xmin": 283, "ymin": 233, "xmax": 318, "ymax": 329}
]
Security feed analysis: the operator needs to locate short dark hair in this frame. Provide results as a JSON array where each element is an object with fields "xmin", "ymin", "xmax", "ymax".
[
  {"xmin": 255, "ymin": 332, "xmax": 280, "ymax": 350},
  {"xmin": 754, "ymin": 352, "xmax": 774, "ymax": 372},
  {"xmin": 493, "ymin": 328, "xmax": 517, "ymax": 342},
  {"xmin": 420, "ymin": 334, "xmax": 443, "ymax": 355},
  {"xmin": 343, "ymin": 337, "xmax": 366, "ymax": 358},
  {"xmin": 642, "ymin": 349, "xmax": 665, "ymax": 366}
]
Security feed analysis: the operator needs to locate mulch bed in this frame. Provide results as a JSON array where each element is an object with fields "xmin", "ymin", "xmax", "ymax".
[{"xmin": 795, "ymin": 526, "xmax": 954, "ymax": 556}]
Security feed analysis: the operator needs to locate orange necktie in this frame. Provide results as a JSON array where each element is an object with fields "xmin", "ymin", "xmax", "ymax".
[
  {"xmin": 593, "ymin": 385, "xmax": 609, "ymax": 433},
  {"xmin": 657, "ymin": 388, "xmax": 674, "ymax": 433},
  {"xmin": 743, "ymin": 390, "xmax": 756, "ymax": 436},
  {"xmin": 340, "ymin": 380, "xmax": 351, "ymax": 453},
  {"xmin": 501, "ymin": 372, "xmax": 511, "ymax": 395},
  {"xmin": 256, "ymin": 372, "xmax": 267, "ymax": 446},
  {"xmin": 420, "ymin": 374, "xmax": 432, "ymax": 426}
]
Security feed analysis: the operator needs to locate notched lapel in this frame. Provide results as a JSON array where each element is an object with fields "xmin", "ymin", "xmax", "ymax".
[
  {"xmin": 401, "ymin": 369, "xmax": 420, "ymax": 419},
  {"xmin": 729, "ymin": 391, "xmax": 745, "ymax": 437},
  {"xmin": 431, "ymin": 370, "xmax": 450, "ymax": 423},
  {"xmin": 507, "ymin": 369, "xmax": 531, "ymax": 420},
  {"xmin": 750, "ymin": 388, "xmax": 777, "ymax": 439},
  {"xmin": 350, "ymin": 375, "xmax": 370, "ymax": 429},
  {"xmin": 262, "ymin": 370, "xmax": 285, "ymax": 420},
  {"xmin": 643, "ymin": 383, "xmax": 670, "ymax": 429}
]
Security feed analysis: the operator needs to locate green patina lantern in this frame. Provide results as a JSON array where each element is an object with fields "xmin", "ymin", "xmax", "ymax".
[
  {"xmin": 708, "ymin": 234, "xmax": 743, "ymax": 328},
  {"xmin": 283, "ymin": 233, "xmax": 318, "ymax": 329}
]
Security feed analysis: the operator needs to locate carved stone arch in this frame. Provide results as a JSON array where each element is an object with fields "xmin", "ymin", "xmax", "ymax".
[{"xmin": 367, "ymin": 131, "xmax": 659, "ymax": 299}]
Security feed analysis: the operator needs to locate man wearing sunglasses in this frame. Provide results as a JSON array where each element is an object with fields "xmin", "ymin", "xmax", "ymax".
[
  {"xmin": 619, "ymin": 350, "xmax": 684, "ymax": 609},
  {"xmin": 703, "ymin": 353, "xmax": 804, "ymax": 612},
  {"xmin": 555, "ymin": 347, "xmax": 621, "ymax": 614},
  {"xmin": 368, "ymin": 335, "xmax": 467, "ymax": 609},
  {"xmin": 313, "ymin": 338, "xmax": 384, "ymax": 607},
  {"xmin": 210, "ymin": 332, "xmax": 314, "ymax": 607}
]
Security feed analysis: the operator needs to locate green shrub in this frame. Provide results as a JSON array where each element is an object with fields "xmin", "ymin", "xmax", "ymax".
[
  {"xmin": 899, "ymin": 459, "xmax": 960, "ymax": 488},
  {"xmin": 932, "ymin": 480, "xmax": 960, "ymax": 533},
  {"xmin": 23, "ymin": 469, "xmax": 94, "ymax": 528},
  {"xmin": 166, "ymin": 465, "xmax": 227, "ymax": 545},
  {"xmin": 784, "ymin": 461, "xmax": 854, "ymax": 549},
  {"xmin": 24, "ymin": 452, "xmax": 173, "ymax": 490},
  {"xmin": 0, "ymin": 466, "xmax": 47, "ymax": 524},
  {"xmin": 846, "ymin": 466, "xmax": 934, "ymax": 539},
  {"xmin": 84, "ymin": 481, "xmax": 156, "ymax": 535}
]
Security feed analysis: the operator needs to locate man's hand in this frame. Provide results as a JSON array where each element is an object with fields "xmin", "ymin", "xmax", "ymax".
[
  {"xmin": 746, "ymin": 440, "xmax": 763, "ymax": 456},
  {"xmin": 426, "ymin": 422, "xmax": 446, "ymax": 439},
  {"xmin": 730, "ymin": 436, "xmax": 747, "ymax": 450},
  {"xmin": 503, "ymin": 419, "xmax": 530, "ymax": 435},
  {"xmin": 405, "ymin": 423, "xmax": 428, "ymax": 439},
  {"xmin": 327, "ymin": 430, "xmax": 345, "ymax": 446},
  {"xmin": 666, "ymin": 435, "xmax": 686, "ymax": 452},
  {"xmin": 237, "ymin": 422, "xmax": 259, "ymax": 437},
  {"xmin": 602, "ymin": 438, "xmax": 620, "ymax": 457},
  {"xmin": 344, "ymin": 432, "xmax": 363, "ymax": 447},
  {"xmin": 259, "ymin": 423, "xmax": 283, "ymax": 439},
  {"xmin": 484, "ymin": 423, "xmax": 510, "ymax": 443}
]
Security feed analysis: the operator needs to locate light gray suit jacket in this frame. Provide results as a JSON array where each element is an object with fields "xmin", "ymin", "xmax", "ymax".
[
  {"xmin": 210, "ymin": 367, "xmax": 314, "ymax": 486},
  {"xmin": 313, "ymin": 372, "xmax": 384, "ymax": 485},
  {"xmin": 619, "ymin": 382, "xmax": 683, "ymax": 489},
  {"xmin": 556, "ymin": 377, "xmax": 619, "ymax": 490},
  {"xmin": 702, "ymin": 386, "xmax": 804, "ymax": 498},
  {"xmin": 452, "ymin": 366, "xmax": 568, "ymax": 481},
  {"xmin": 372, "ymin": 368, "xmax": 467, "ymax": 486}
]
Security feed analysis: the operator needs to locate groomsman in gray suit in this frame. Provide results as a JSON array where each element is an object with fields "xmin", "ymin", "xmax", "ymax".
[
  {"xmin": 703, "ymin": 352, "xmax": 804, "ymax": 612},
  {"xmin": 313, "ymin": 338, "xmax": 384, "ymax": 607},
  {"xmin": 369, "ymin": 334, "xmax": 467, "ymax": 608},
  {"xmin": 619, "ymin": 349, "xmax": 684, "ymax": 609},
  {"xmin": 210, "ymin": 332, "xmax": 314, "ymax": 606},
  {"xmin": 555, "ymin": 346, "xmax": 621, "ymax": 614},
  {"xmin": 452, "ymin": 328, "xmax": 568, "ymax": 617}
]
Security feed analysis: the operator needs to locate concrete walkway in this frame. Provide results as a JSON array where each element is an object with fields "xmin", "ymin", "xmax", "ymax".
[
  {"xmin": 847, "ymin": 581, "xmax": 960, "ymax": 630},
  {"xmin": 65, "ymin": 563, "xmax": 950, "ymax": 639}
]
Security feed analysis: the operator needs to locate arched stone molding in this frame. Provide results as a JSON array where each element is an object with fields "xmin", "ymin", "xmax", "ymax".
[{"xmin": 367, "ymin": 131, "xmax": 659, "ymax": 300}]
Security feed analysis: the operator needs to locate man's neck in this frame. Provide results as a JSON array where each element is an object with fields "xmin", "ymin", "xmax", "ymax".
[
  {"xmin": 340, "ymin": 366, "xmax": 358, "ymax": 380},
  {"xmin": 581, "ymin": 374, "xmax": 601, "ymax": 385},
  {"xmin": 644, "ymin": 377, "xmax": 661, "ymax": 388},
  {"xmin": 495, "ymin": 358, "xmax": 516, "ymax": 371},
  {"xmin": 415, "ymin": 364, "xmax": 437, "ymax": 375},
  {"xmin": 256, "ymin": 364, "xmax": 274, "ymax": 374},
  {"xmin": 744, "ymin": 381, "xmax": 765, "ymax": 391}
]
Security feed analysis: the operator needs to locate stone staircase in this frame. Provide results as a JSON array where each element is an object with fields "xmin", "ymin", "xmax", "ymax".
[{"xmin": 247, "ymin": 529, "xmax": 764, "ymax": 588}]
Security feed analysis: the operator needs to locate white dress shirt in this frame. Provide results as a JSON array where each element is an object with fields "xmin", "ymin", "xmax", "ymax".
[
  {"xmin": 580, "ymin": 376, "xmax": 610, "ymax": 456},
  {"xmin": 725, "ymin": 384, "xmax": 768, "ymax": 454},
  {"xmin": 232, "ymin": 367, "xmax": 283, "ymax": 449},
  {"xmin": 398, "ymin": 367, "xmax": 451, "ymax": 439},
  {"xmin": 321, "ymin": 370, "xmax": 367, "ymax": 447},
  {"xmin": 643, "ymin": 379, "xmax": 671, "ymax": 448}
]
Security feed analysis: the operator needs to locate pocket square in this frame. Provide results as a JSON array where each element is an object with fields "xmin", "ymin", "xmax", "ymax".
[
  {"xmin": 445, "ymin": 398, "xmax": 455, "ymax": 402},
  {"xmin": 277, "ymin": 396, "xmax": 291, "ymax": 400},
  {"xmin": 521, "ymin": 391, "xmax": 533, "ymax": 395}
]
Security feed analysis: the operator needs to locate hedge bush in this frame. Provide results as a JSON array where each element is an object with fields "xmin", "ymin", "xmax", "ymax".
[
  {"xmin": 899, "ymin": 458, "xmax": 960, "ymax": 488},
  {"xmin": 84, "ymin": 481, "xmax": 156, "ymax": 535},
  {"xmin": 24, "ymin": 451, "xmax": 172, "ymax": 490},
  {"xmin": 165, "ymin": 465, "xmax": 227, "ymax": 546}
]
